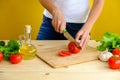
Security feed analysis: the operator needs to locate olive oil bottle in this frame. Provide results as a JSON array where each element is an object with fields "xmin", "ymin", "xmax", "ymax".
[{"xmin": 19, "ymin": 25, "xmax": 37, "ymax": 60}]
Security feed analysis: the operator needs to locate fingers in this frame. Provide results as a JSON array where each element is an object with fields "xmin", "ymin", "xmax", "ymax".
[
  {"xmin": 51, "ymin": 10, "xmax": 66, "ymax": 33},
  {"xmin": 80, "ymin": 32, "xmax": 87, "ymax": 47},
  {"xmin": 75, "ymin": 31, "xmax": 83, "ymax": 41},
  {"xmin": 52, "ymin": 19, "xmax": 66, "ymax": 33},
  {"xmin": 81, "ymin": 35, "xmax": 90, "ymax": 49},
  {"xmin": 75, "ymin": 30, "xmax": 90, "ymax": 50},
  {"xmin": 60, "ymin": 22, "xmax": 66, "ymax": 33},
  {"xmin": 56, "ymin": 20, "xmax": 60, "ymax": 32}
]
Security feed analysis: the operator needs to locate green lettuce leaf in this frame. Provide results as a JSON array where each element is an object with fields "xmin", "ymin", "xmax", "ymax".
[{"xmin": 96, "ymin": 32, "xmax": 120, "ymax": 52}]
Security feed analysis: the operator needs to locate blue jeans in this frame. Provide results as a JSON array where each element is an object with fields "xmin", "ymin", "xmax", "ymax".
[{"xmin": 36, "ymin": 15, "xmax": 84, "ymax": 40}]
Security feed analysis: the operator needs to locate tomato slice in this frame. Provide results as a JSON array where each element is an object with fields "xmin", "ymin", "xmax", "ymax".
[
  {"xmin": 58, "ymin": 42, "xmax": 81, "ymax": 57},
  {"xmin": 68, "ymin": 42, "xmax": 81, "ymax": 54},
  {"xmin": 58, "ymin": 51, "xmax": 72, "ymax": 57}
]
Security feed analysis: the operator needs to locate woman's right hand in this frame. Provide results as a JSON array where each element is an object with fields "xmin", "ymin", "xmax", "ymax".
[
  {"xmin": 39, "ymin": 0, "xmax": 66, "ymax": 33},
  {"xmin": 51, "ymin": 9, "xmax": 66, "ymax": 33}
]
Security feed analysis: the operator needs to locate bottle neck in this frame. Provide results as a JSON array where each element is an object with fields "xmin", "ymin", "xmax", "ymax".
[
  {"xmin": 25, "ymin": 32, "xmax": 31, "ymax": 45},
  {"xmin": 24, "ymin": 25, "xmax": 32, "ymax": 45}
]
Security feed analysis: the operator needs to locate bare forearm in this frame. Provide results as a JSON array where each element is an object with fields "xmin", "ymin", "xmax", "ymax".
[
  {"xmin": 39, "ymin": 0, "xmax": 58, "ymax": 15},
  {"xmin": 39, "ymin": 0, "xmax": 66, "ymax": 33},
  {"xmin": 83, "ymin": 0, "xmax": 104, "ymax": 31}
]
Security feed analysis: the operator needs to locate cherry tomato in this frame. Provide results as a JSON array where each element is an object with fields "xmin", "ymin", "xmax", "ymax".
[
  {"xmin": 68, "ymin": 42, "xmax": 81, "ymax": 53},
  {"xmin": 59, "ymin": 51, "xmax": 72, "ymax": 57},
  {"xmin": 0, "ymin": 52, "xmax": 3, "ymax": 62},
  {"xmin": 112, "ymin": 48, "xmax": 120, "ymax": 56},
  {"xmin": 108, "ymin": 55, "xmax": 120, "ymax": 69},
  {"xmin": 10, "ymin": 54, "xmax": 22, "ymax": 64}
]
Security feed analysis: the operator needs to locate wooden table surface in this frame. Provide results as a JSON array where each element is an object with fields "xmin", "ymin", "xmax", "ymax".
[{"xmin": 0, "ymin": 40, "xmax": 120, "ymax": 80}]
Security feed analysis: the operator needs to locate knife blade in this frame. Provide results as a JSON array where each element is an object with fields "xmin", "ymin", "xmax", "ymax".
[{"xmin": 63, "ymin": 29, "xmax": 80, "ymax": 47}]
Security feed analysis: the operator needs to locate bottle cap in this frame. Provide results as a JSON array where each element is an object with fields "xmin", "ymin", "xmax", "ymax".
[{"xmin": 24, "ymin": 25, "xmax": 32, "ymax": 33}]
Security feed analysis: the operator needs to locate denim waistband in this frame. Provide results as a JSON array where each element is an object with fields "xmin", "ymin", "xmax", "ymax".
[{"xmin": 43, "ymin": 15, "xmax": 85, "ymax": 24}]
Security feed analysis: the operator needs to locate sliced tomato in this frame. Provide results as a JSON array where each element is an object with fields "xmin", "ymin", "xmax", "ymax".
[
  {"xmin": 58, "ymin": 51, "xmax": 72, "ymax": 57},
  {"xmin": 68, "ymin": 42, "xmax": 81, "ymax": 54}
]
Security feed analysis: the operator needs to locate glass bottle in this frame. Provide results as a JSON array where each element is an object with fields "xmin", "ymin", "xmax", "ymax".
[{"xmin": 19, "ymin": 25, "xmax": 37, "ymax": 60}]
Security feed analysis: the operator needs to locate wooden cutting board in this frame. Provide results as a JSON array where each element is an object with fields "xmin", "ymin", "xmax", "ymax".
[{"xmin": 36, "ymin": 40, "xmax": 100, "ymax": 68}]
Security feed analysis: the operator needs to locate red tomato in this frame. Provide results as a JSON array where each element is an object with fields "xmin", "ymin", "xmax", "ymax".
[
  {"xmin": 112, "ymin": 48, "xmax": 120, "ymax": 56},
  {"xmin": 0, "ymin": 52, "xmax": 3, "ymax": 62},
  {"xmin": 68, "ymin": 42, "xmax": 81, "ymax": 53},
  {"xmin": 59, "ymin": 51, "xmax": 72, "ymax": 57},
  {"xmin": 10, "ymin": 54, "xmax": 22, "ymax": 64},
  {"xmin": 108, "ymin": 55, "xmax": 120, "ymax": 69}
]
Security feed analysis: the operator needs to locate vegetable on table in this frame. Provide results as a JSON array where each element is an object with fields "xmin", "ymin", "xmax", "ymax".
[
  {"xmin": 68, "ymin": 42, "xmax": 81, "ymax": 54},
  {"xmin": 0, "ymin": 41, "xmax": 5, "ymax": 46},
  {"xmin": 0, "ymin": 52, "xmax": 3, "ymax": 62},
  {"xmin": 0, "ymin": 40, "xmax": 22, "ymax": 64},
  {"xmin": 58, "ymin": 51, "xmax": 72, "ymax": 57},
  {"xmin": 108, "ymin": 55, "xmax": 120, "ymax": 69},
  {"xmin": 58, "ymin": 41, "xmax": 81, "ymax": 57},
  {"xmin": 10, "ymin": 54, "xmax": 22, "ymax": 64},
  {"xmin": 99, "ymin": 50, "xmax": 113, "ymax": 62},
  {"xmin": 112, "ymin": 48, "xmax": 120, "ymax": 56},
  {"xmin": 0, "ymin": 40, "xmax": 20, "ymax": 60},
  {"xmin": 96, "ymin": 32, "xmax": 120, "ymax": 52},
  {"xmin": 96, "ymin": 32, "xmax": 120, "ymax": 70}
]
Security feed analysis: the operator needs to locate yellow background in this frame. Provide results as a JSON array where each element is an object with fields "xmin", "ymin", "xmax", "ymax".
[{"xmin": 0, "ymin": 0, "xmax": 120, "ymax": 40}]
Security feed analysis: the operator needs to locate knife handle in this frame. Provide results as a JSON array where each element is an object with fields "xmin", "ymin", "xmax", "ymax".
[{"xmin": 63, "ymin": 29, "xmax": 67, "ymax": 33}]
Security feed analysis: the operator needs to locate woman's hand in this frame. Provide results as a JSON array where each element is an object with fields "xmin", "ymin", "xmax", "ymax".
[
  {"xmin": 52, "ymin": 9, "xmax": 66, "ymax": 33},
  {"xmin": 75, "ymin": 0, "xmax": 104, "ymax": 49},
  {"xmin": 75, "ymin": 27, "xmax": 90, "ymax": 49},
  {"xmin": 39, "ymin": 0, "xmax": 66, "ymax": 33}
]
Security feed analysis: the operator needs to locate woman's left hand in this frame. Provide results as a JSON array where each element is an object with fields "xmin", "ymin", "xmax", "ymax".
[
  {"xmin": 75, "ymin": 0, "xmax": 104, "ymax": 49},
  {"xmin": 75, "ymin": 27, "xmax": 90, "ymax": 50}
]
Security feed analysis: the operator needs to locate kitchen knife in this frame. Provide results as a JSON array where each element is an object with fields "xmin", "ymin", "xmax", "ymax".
[{"xmin": 63, "ymin": 29, "xmax": 80, "ymax": 47}]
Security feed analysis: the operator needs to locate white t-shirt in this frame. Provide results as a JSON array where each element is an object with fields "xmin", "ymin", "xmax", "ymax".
[{"xmin": 43, "ymin": 0, "xmax": 90, "ymax": 23}]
